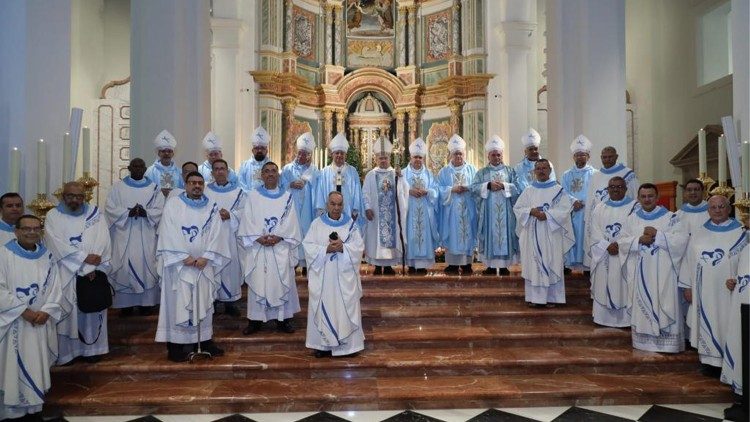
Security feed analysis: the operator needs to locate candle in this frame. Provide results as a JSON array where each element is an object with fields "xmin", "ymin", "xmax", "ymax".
[
  {"xmin": 82, "ymin": 126, "xmax": 91, "ymax": 173},
  {"xmin": 62, "ymin": 132, "xmax": 71, "ymax": 182},
  {"xmin": 718, "ymin": 134, "xmax": 726, "ymax": 183},
  {"xmin": 324, "ymin": 147, "xmax": 329, "ymax": 167},
  {"xmin": 743, "ymin": 141, "xmax": 750, "ymax": 193},
  {"xmin": 37, "ymin": 139, "xmax": 47, "ymax": 193},
  {"xmin": 9, "ymin": 148, "xmax": 20, "ymax": 192},
  {"xmin": 698, "ymin": 128, "xmax": 707, "ymax": 174}
]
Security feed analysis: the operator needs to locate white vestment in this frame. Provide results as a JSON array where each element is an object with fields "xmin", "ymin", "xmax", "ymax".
[
  {"xmin": 362, "ymin": 167, "xmax": 409, "ymax": 266},
  {"xmin": 155, "ymin": 193, "xmax": 230, "ymax": 344},
  {"xmin": 0, "ymin": 221, "xmax": 15, "ymax": 246},
  {"xmin": 722, "ymin": 242, "xmax": 749, "ymax": 395},
  {"xmin": 619, "ymin": 206, "xmax": 688, "ymax": 353},
  {"xmin": 0, "ymin": 241, "xmax": 63, "ymax": 419},
  {"xmin": 675, "ymin": 201, "xmax": 709, "ymax": 340},
  {"xmin": 589, "ymin": 197, "xmax": 638, "ymax": 327},
  {"xmin": 513, "ymin": 180, "xmax": 575, "ymax": 305},
  {"xmin": 105, "ymin": 177, "xmax": 164, "ymax": 308},
  {"xmin": 44, "ymin": 204, "xmax": 111, "ymax": 364},
  {"xmin": 679, "ymin": 220, "xmax": 747, "ymax": 366},
  {"xmin": 238, "ymin": 187, "xmax": 301, "ymax": 322},
  {"xmin": 204, "ymin": 182, "xmax": 246, "ymax": 302},
  {"xmin": 303, "ymin": 213, "xmax": 365, "ymax": 356}
]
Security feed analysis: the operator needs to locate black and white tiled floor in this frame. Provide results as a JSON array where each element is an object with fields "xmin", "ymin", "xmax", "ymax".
[{"xmin": 59, "ymin": 403, "xmax": 739, "ymax": 422}]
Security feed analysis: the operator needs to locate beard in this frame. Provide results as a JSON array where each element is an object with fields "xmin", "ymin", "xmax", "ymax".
[{"xmin": 254, "ymin": 152, "xmax": 266, "ymax": 161}]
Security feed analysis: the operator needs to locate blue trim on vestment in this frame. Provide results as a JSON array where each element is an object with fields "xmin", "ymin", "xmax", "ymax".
[
  {"xmin": 321, "ymin": 212, "xmax": 351, "ymax": 227},
  {"xmin": 636, "ymin": 206, "xmax": 668, "ymax": 221},
  {"xmin": 178, "ymin": 192, "xmax": 209, "ymax": 208},
  {"xmin": 123, "ymin": 176, "xmax": 152, "ymax": 188},
  {"xmin": 4, "ymin": 239, "xmax": 46, "ymax": 259}
]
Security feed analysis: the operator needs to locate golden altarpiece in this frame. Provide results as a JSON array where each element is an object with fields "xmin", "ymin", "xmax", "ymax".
[{"xmin": 252, "ymin": 0, "xmax": 491, "ymax": 173}]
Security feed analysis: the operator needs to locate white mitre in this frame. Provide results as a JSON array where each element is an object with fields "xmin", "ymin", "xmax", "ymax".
[
  {"xmin": 373, "ymin": 137, "xmax": 393, "ymax": 155},
  {"xmin": 521, "ymin": 128, "xmax": 541, "ymax": 148},
  {"xmin": 570, "ymin": 134, "xmax": 592, "ymax": 154},
  {"xmin": 329, "ymin": 133, "xmax": 349, "ymax": 153},
  {"xmin": 409, "ymin": 137, "xmax": 427, "ymax": 156},
  {"xmin": 448, "ymin": 134, "xmax": 466, "ymax": 153},
  {"xmin": 252, "ymin": 126, "xmax": 271, "ymax": 147},
  {"xmin": 154, "ymin": 129, "xmax": 177, "ymax": 151},
  {"xmin": 296, "ymin": 132, "xmax": 316, "ymax": 152},
  {"xmin": 485, "ymin": 135, "xmax": 505, "ymax": 153},
  {"xmin": 202, "ymin": 131, "xmax": 221, "ymax": 151}
]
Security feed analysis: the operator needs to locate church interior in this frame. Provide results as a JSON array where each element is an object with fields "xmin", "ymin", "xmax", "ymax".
[{"xmin": 0, "ymin": 0, "xmax": 749, "ymax": 421}]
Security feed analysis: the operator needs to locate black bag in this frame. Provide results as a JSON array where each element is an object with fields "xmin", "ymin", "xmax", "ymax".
[{"xmin": 76, "ymin": 270, "xmax": 113, "ymax": 313}]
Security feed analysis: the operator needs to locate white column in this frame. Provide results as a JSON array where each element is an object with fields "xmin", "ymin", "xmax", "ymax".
[
  {"xmin": 452, "ymin": 0, "xmax": 461, "ymax": 54},
  {"xmin": 130, "ymin": 0, "xmax": 211, "ymax": 167},
  {"xmin": 211, "ymin": 17, "xmax": 244, "ymax": 169},
  {"xmin": 546, "ymin": 0, "xmax": 626, "ymax": 170},
  {"xmin": 398, "ymin": 7, "xmax": 407, "ymax": 67},
  {"xmin": 408, "ymin": 6, "xmax": 417, "ymax": 66},
  {"xmin": 334, "ymin": 5, "xmax": 343, "ymax": 66},
  {"xmin": 284, "ymin": 0, "xmax": 293, "ymax": 52},
  {"xmin": 325, "ymin": 4, "xmax": 333, "ymax": 65},
  {"xmin": 0, "ymin": 0, "xmax": 72, "ymax": 199},
  {"xmin": 732, "ymin": 0, "xmax": 749, "ymax": 145}
]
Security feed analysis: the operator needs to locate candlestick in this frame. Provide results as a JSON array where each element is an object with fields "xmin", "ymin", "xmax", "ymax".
[
  {"xmin": 743, "ymin": 141, "xmax": 750, "ymax": 193},
  {"xmin": 62, "ymin": 132, "xmax": 71, "ymax": 182},
  {"xmin": 698, "ymin": 128, "xmax": 707, "ymax": 175},
  {"xmin": 37, "ymin": 139, "xmax": 46, "ymax": 194},
  {"xmin": 82, "ymin": 126, "xmax": 91, "ymax": 173},
  {"xmin": 9, "ymin": 148, "xmax": 20, "ymax": 192},
  {"xmin": 718, "ymin": 134, "xmax": 727, "ymax": 183}
]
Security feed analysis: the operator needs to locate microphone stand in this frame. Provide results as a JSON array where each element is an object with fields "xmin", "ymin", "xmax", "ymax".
[{"xmin": 393, "ymin": 139, "xmax": 407, "ymax": 276}]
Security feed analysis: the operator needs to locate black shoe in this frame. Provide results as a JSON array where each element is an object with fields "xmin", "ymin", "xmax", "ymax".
[
  {"xmin": 313, "ymin": 349, "xmax": 332, "ymax": 358},
  {"xmin": 82, "ymin": 354, "xmax": 103, "ymax": 364},
  {"xmin": 407, "ymin": 266, "xmax": 417, "ymax": 274},
  {"xmin": 444, "ymin": 265, "xmax": 459, "ymax": 275},
  {"xmin": 137, "ymin": 305, "xmax": 157, "ymax": 316},
  {"xmin": 277, "ymin": 319, "xmax": 295, "ymax": 333},
  {"xmin": 373, "ymin": 265, "xmax": 383, "ymax": 275},
  {"xmin": 382, "ymin": 266, "xmax": 396, "ymax": 275},
  {"xmin": 461, "ymin": 264, "xmax": 473, "ymax": 275},
  {"xmin": 700, "ymin": 364, "xmax": 722, "ymax": 378},
  {"xmin": 724, "ymin": 400, "xmax": 748, "ymax": 421},
  {"xmin": 301, "ymin": 267, "xmax": 307, "ymax": 276},
  {"xmin": 199, "ymin": 340, "xmax": 224, "ymax": 356},
  {"xmin": 167, "ymin": 343, "xmax": 190, "ymax": 362},
  {"xmin": 416, "ymin": 268, "xmax": 428, "ymax": 275},
  {"xmin": 482, "ymin": 267, "xmax": 497, "ymax": 276},
  {"xmin": 224, "ymin": 302, "xmax": 241, "ymax": 317},
  {"xmin": 583, "ymin": 270, "xmax": 591, "ymax": 277},
  {"xmin": 242, "ymin": 320, "xmax": 263, "ymax": 335},
  {"xmin": 499, "ymin": 267, "xmax": 510, "ymax": 276},
  {"xmin": 119, "ymin": 307, "xmax": 135, "ymax": 317},
  {"xmin": 564, "ymin": 267, "xmax": 572, "ymax": 275}
]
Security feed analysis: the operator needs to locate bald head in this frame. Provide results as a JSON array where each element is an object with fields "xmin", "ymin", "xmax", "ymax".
[{"xmin": 707, "ymin": 195, "xmax": 730, "ymax": 224}]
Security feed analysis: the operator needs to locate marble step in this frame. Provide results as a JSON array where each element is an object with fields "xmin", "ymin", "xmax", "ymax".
[
  {"xmin": 303, "ymin": 273, "xmax": 591, "ymax": 290},
  {"xmin": 108, "ymin": 322, "xmax": 632, "ymax": 352},
  {"xmin": 51, "ymin": 345, "xmax": 702, "ymax": 383},
  {"xmin": 45, "ymin": 372, "xmax": 731, "ymax": 415}
]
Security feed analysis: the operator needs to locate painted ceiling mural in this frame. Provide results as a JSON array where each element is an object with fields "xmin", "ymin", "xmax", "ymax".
[{"xmin": 346, "ymin": 0, "xmax": 395, "ymax": 68}]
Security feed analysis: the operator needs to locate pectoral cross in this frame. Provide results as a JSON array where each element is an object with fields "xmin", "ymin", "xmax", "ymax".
[{"xmin": 335, "ymin": 170, "xmax": 343, "ymax": 193}]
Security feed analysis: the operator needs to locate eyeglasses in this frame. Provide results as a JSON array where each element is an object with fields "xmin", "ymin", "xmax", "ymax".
[
  {"xmin": 607, "ymin": 185, "xmax": 626, "ymax": 189},
  {"xmin": 709, "ymin": 205, "xmax": 728, "ymax": 210},
  {"xmin": 63, "ymin": 194, "xmax": 85, "ymax": 200},
  {"xmin": 17, "ymin": 227, "xmax": 43, "ymax": 233}
]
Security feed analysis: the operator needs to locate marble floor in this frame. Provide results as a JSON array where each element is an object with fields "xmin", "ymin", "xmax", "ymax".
[{"xmin": 58, "ymin": 403, "xmax": 737, "ymax": 422}]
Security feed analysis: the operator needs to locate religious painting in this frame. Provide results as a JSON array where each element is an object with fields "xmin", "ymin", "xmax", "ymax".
[
  {"xmin": 424, "ymin": 10, "xmax": 451, "ymax": 63},
  {"xmin": 425, "ymin": 121, "xmax": 452, "ymax": 174},
  {"xmin": 346, "ymin": 0, "xmax": 395, "ymax": 37},
  {"xmin": 347, "ymin": 39, "xmax": 394, "ymax": 68},
  {"xmin": 292, "ymin": 6, "xmax": 316, "ymax": 61}
]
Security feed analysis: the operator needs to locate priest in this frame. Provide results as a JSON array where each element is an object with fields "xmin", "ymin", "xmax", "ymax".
[
  {"xmin": 204, "ymin": 159, "xmax": 246, "ymax": 317},
  {"xmin": 362, "ymin": 137, "xmax": 408, "ymax": 275},
  {"xmin": 437, "ymin": 134, "xmax": 478, "ymax": 275},
  {"xmin": 402, "ymin": 138, "xmax": 439, "ymax": 274},
  {"xmin": 313, "ymin": 133, "xmax": 365, "ymax": 228},
  {"xmin": 471, "ymin": 135, "xmax": 519, "ymax": 276},
  {"xmin": 155, "ymin": 172, "xmax": 230, "ymax": 362},
  {"xmin": 198, "ymin": 131, "xmax": 238, "ymax": 185},
  {"xmin": 722, "ymin": 237, "xmax": 749, "ymax": 420},
  {"xmin": 588, "ymin": 176, "xmax": 638, "ymax": 327},
  {"xmin": 560, "ymin": 135, "xmax": 596, "ymax": 272},
  {"xmin": 0, "ymin": 193, "xmax": 24, "ymax": 244},
  {"xmin": 0, "ymin": 215, "xmax": 63, "ymax": 420},
  {"xmin": 618, "ymin": 183, "xmax": 688, "ymax": 353},
  {"xmin": 514, "ymin": 128, "xmax": 556, "ymax": 193},
  {"xmin": 513, "ymin": 159, "xmax": 574, "ymax": 306},
  {"xmin": 238, "ymin": 126, "xmax": 271, "ymax": 192},
  {"xmin": 281, "ymin": 132, "xmax": 320, "ymax": 274},
  {"xmin": 145, "ymin": 129, "xmax": 183, "ymax": 194},
  {"xmin": 238, "ymin": 162, "xmax": 301, "ymax": 335},
  {"xmin": 680, "ymin": 195, "xmax": 747, "ymax": 375},
  {"xmin": 303, "ymin": 191, "xmax": 365, "ymax": 357},
  {"xmin": 105, "ymin": 158, "xmax": 164, "ymax": 316},
  {"xmin": 45, "ymin": 182, "xmax": 111, "ymax": 364}
]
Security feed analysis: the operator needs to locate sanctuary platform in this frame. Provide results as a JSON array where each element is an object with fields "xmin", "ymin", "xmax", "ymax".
[{"xmin": 45, "ymin": 267, "xmax": 731, "ymax": 416}]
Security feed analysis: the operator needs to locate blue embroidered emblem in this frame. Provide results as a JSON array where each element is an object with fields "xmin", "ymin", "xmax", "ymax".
[
  {"xmin": 738, "ymin": 275, "xmax": 749, "ymax": 293},
  {"xmin": 181, "ymin": 226, "xmax": 199, "ymax": 242},
  {"xmin": 16, "ymin": 283, "xmax": 40, "ymax": 305},
  {"xmin": 606, "ymin": 223, "xmax": 622, "ymax": 238},
  {"xmin": 69, "ymin": 234, "xmax": 83, "ymax": 246},
  {"xmin": 596, "ymin": 187, "xmax": 608, "ymax": 201},
  {"xmin": 265, "ymin": 217, "xmax": 279, "ymax": 233},
  {"xmin": 700, "ymin": 249, "xmax": 725, "ymax": 266}
]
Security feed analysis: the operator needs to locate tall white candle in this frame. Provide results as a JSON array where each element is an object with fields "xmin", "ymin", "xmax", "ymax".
[
  {"xmin": 718, "ymin": 134, "xmax": 727, "ymax": 183},
  {"xmin": 82, "ymin": 126, "xmax": 91, "ymax": 173},
  {"xmin": 62, "ymin": 132, "xmax": 71, "ymax": 182},
  {"xmin": 37, "ymin": 139, "xmax": 46, "ymax": 193},
  {"xmin": 9, "ymin": 148, "xmax": 20, "ymax": 192},
  {"xmin": 743, "ymin": 141, "xmax": 750, "ymax": 193},
  {"xmin": 698, "ymin": 128, "xmax": 707, "ymax": 174}
]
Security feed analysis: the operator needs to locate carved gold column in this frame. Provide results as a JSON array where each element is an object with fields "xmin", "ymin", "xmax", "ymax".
[
  {"xmin": 407, "ymin": 107, "xmax": 419, "ymax": 143},
  {"xmin": 323, "ymin": 107, "xmax": 334, "ymax": 147},
  {"xmin": 336, "ymin": 109, "xmax": 346, "ymax": 137},
  {"xmin": 284, "ymin": 0, "xmax": 294, "ymax": 52},
  {"xmin": 395, "ymin": 110, "xmax": 406, "ymax": 147},
  {"xmin": 282, "ymin": 98, "xmax": 299, "ymax": 164},
  {"xmin": 448, "ymin": 100, "xmax": 462, "ymax": 135},
  {"xmin": 407, "ymin": 5, "xmax": 417, "ymax": 66},
  {"xmin": 324, "ymin": 3, "xmax": 333, "ymax": 65},
  {"xmin": 397, "ymin": 7, "xmax": 407, "ymax": 67},
  {"xmin": 334, "ymin": 4, "xmax": 343, "ymax": 66}
]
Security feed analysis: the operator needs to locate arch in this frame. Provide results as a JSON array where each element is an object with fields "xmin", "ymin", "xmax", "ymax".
[{"xmin": 337, "ymin": 68, "xmax": 409, "ymax": 111}]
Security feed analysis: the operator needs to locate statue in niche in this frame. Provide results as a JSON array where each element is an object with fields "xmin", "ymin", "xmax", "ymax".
[{"xmin": 347, "ymin": 0, "xmax": 394, "ymax": 36}]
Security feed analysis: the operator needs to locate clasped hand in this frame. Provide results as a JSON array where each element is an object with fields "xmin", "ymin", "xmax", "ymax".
[
  {"xmin": 21, "ymin": 308, "xmax": 50, "ymax": 325},
  {"xmin": 530, "ymin": 208, "xmax": 547, "ymax": 221},
  {"xmin": 409, "ymin": 188, "xmax": 427, "ymax": 198},
  {"xmin": 84, "ymin": 254, "xmax": 102, "ymax": 266},
  {"xmin": 489, "ymin": 180, "xmax": 504, "ymax": 191},
  {"xmin": 128, "ymin": 204, "xmax": 148, "ymax": 218},
  {"xmin": 326, "ymin": 238, "xmax": 344, "ymax": 254},
  {"xmin": 638, "ymin": 226, "xmax": 657, "ymax": 246},
  {"xmin": 256, "ymin": 234, "xmax": 281, "ymax": 247},
  {"xmin": 452, "ymin": 185, "xmax": 468, "ymax": 194},
  {"xmin": 290, "ymin": 180, "xmax": 305, "ymax": 189},
  {"xmin": 183, "ymin": 256, "xmax": 208, "ymax": 269},
  {"xmin": 219, "ymin": 208, "xmax": 231, "ymax": 221}
]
